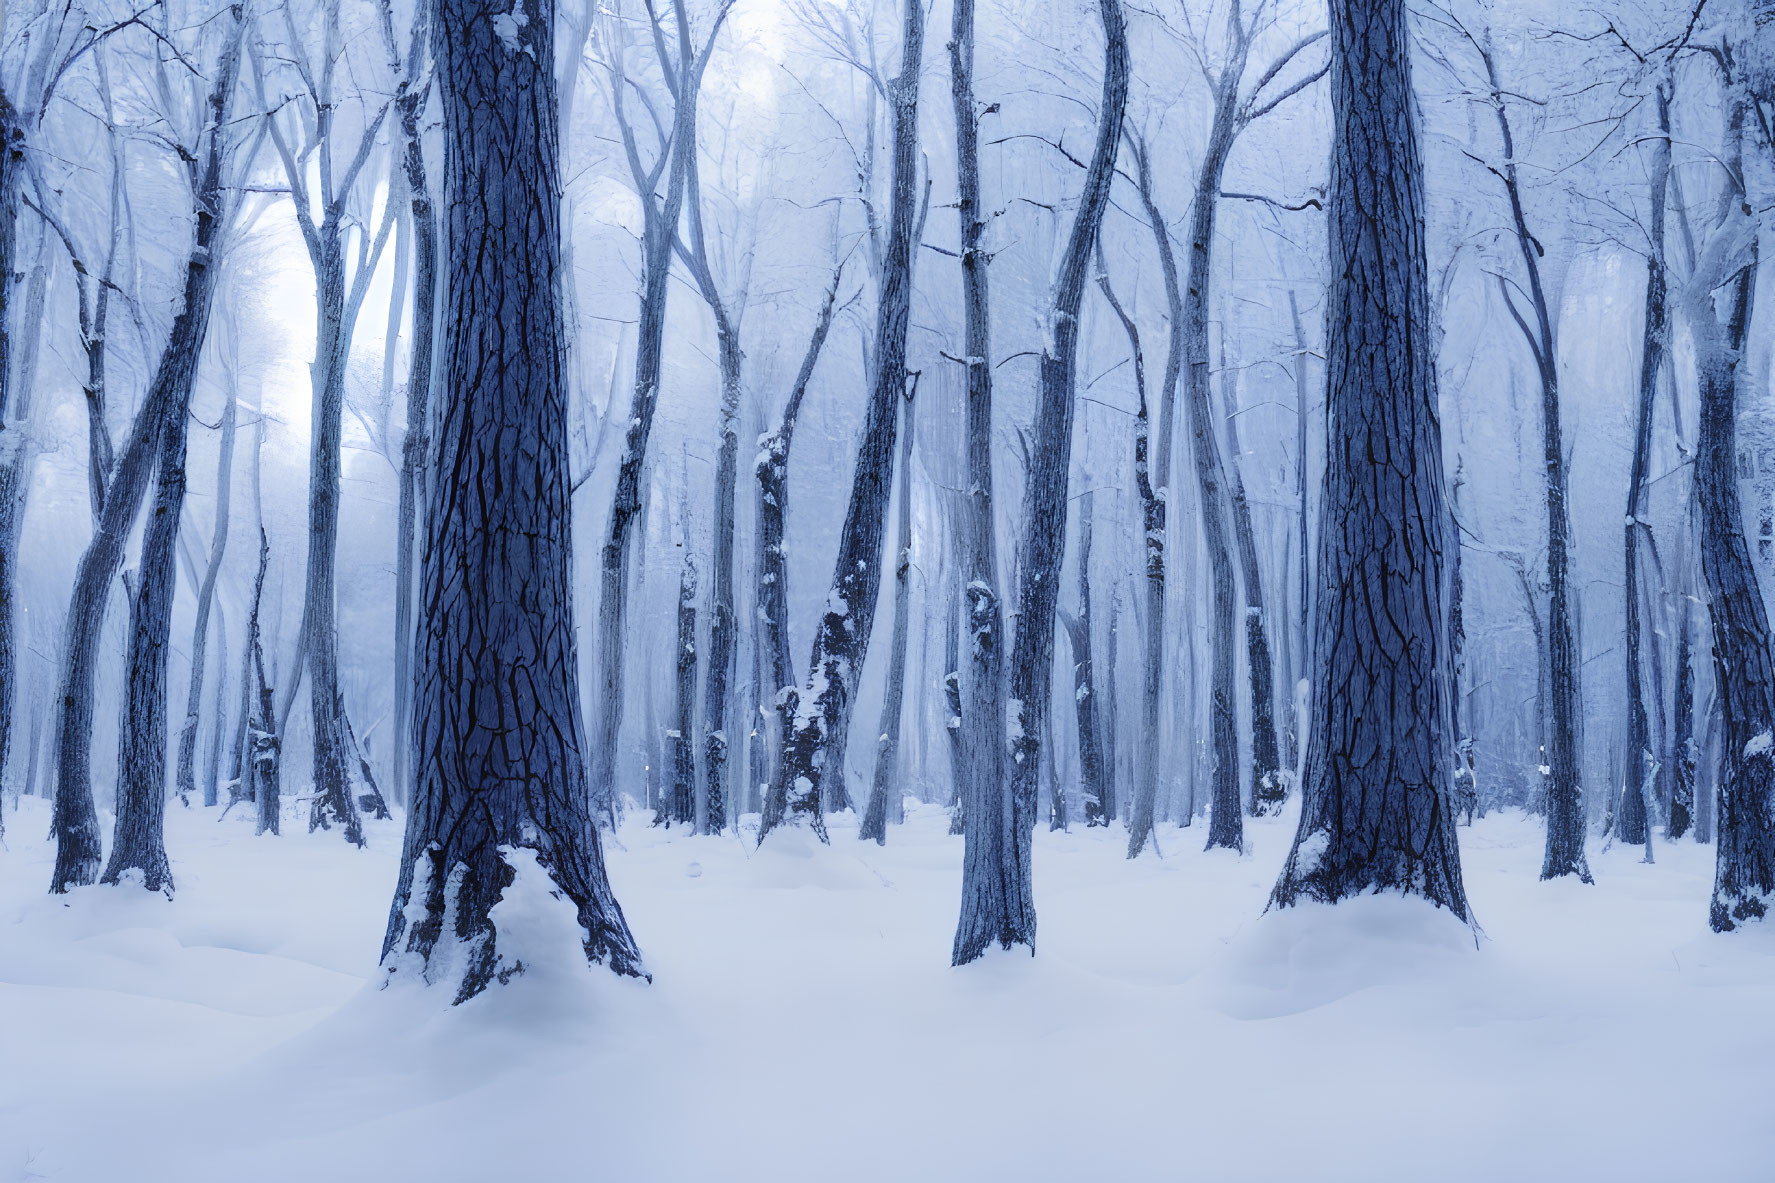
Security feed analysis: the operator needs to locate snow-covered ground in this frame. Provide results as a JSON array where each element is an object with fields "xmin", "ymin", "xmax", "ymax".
[{"xmin": 3, "ymin": 793, "xmax": 1772, "ymax": 1182}]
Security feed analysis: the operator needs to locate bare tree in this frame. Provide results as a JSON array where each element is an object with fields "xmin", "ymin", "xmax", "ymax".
[
  {"xmin": 90, "ymin": 2, "xmax": 250, "ymax": 891},
  {"xmin": 860, "ymin": 380, "xmax": 918, "ymax": 843},
  {"xmin": 954, "ymin": 0, "xmax": 1128, "ymax": 965},
  {"xmin": 252, "ymin": 0, "xmax": 397, "ymax": 844},
  {"xmin": 758, "ymin": 0, "xmax": 924, "ymax": 844},
  {"xmin": 1269, "ymin": 0, "xmax": 1471, "ymax": 920},
  {"xmin": 587, "ymin": 0, "xmax": 733, "ymax": 827},
  {"xmin": 382, "ymin": 0, "xmax": 644, "ymax": 998}
]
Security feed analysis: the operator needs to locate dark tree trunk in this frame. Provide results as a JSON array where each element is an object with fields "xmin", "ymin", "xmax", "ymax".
[
  {"xmin": 947, "ymin": 0, "xmax": 1008, "ymax": 863},
  {"xmin": 178, "ymin": 387, "xmax": 239, "ymax": 808},
  {"xmin": 760, "ymin": 0, "xmax": 924, "ymax": 844},
  {"xmin": 1060, "ymin": 496, "xmax": 1108, "ymax": 826},
  {"xmin": 1696, "ymin": 251, "xmax": 1775, "ymax": 930},
  {"xmin": 699, "ymin": 323, "xmax": 739, "ymax": 836},
  {"xmin": 382, "ymin": 0, "xmax": 644, "ymax": 998},
  {"xmin": 1618, "ymin": 81, "xmax": 1673, "ymax": 850},
  {"xmin": 1182, "ymin": 70, "xmax": 1246, "ymax": 854},
  {"xmin": 860, "ymin": 385, "xmax": 918, "ymax": 844},
  {"xmin": 1270, "ymin": 0, "xmax": 1471, "ymax": 921},
  {"xmin": 247, "ymin": 529, "xmax": 280, "ymax": 836},
  {"xmin": 1670, "ymin": 570, "xmax": 1696, "ymax": 841},
  {"xmin": 666, "ymin": 554, "xmax": 698, "ymax": 829},
  {"xmin": 103, "ymin": 333, "xmax": 202, "ymax": 892},
  {"xmin": 50, "ymin": 10, "xmax": 246, "ymax": 893},
  {"xmin": 1474, "ymin": 44, "xmax": 1587, "ymax": 881},
  {"xmin": 1221, "ymin": 361, "xmax": 1283, "ymax": 816},
  {"xmin": 755, "ymin": 267, "xmax": 842, "ymax": 833},
  {"xmin": 677, "ymin": 143, "xmax": 746, "ymax": 837},
  {"xmin": 954, "ymin": 0, "xmax": 1127, "ymax": 965}
]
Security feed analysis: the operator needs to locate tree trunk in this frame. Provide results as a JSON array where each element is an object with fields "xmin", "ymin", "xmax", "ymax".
[
  {"xmin": 1670, "ymin": 562, "xmax": 1696, "ymax": 841},
  {"xmin": 103, "ymin": 355, "xmax": 203, "ymax": 891},
  {"xmin": 946, "ymin": 0, "xmax": 1009, "ymax": 864},
  {"xmin": 755, "ymin": 267, "xmax": 843, "ymax": 831},
  {"xmin": 1061, "ymin": 496, "xmax": 1108, "ymax": 826},
  {"xmin": 0, "ymin": 224, "xmax": 45, "ymax": 809},
  {"xmin": 666, "ymin": 554, "xmax": 698, "ymax": 829},
  {"xmin": 1121, "ymin": 133, "xmax": 1183, "ymax": 860},
  {"xmin": 1618, "ymin": 81, "xmax": 1672, "ymax": 850},
  {"xmin": 698, "ymin": 317, "xmax": 741, "ymax": 836},
  {"xmin": 759, "ymin": 0, "xmax": 924, "ymax": 844},
  {"xmin": 588, "ymin": 5, "xmax": 717, "ymax": 828},
  {"xmin": 50, "ymin": 10, "xmax": 245, "ymax": 892},
  {"xmin": 247, "ymin": 529, "xmax": 280, "ymax": 836},
  {"xmin": 943, "ymin": 588, "xmax": 965, "ymax": 835},
  {"xmin": 1474, "ymin": 43, "xmax": 1587, "ymax": 881},
  {"xmin": 1270, "ymin": 0, "xmax": 1471, "ymax": 920},
  {"xmin": 1182, "ymin": 69, "xmax": 1246, "ymax": 854},
  {"xmin": 1696, "ymin": 249, "xmax": 1775, "ymax": 930},
  {"xmin": 1221, "ymin": 361, "xmax": 1283, "ymax": 816},
  {"xmin": 178, "ymin": 385, "xmax": 239, "ymax": 807},
  {"xmin": 384, "ymin": 0, "xmax": 438, "ymax": 814},
  {"xmin": 382, "ymin": 0, "xmax": 644, "ymax": 997},
  {"xmin": 954, "ymin": 0, "xmax": 1127, "ymax": 964},
  {"xmin": 860, "ymin": 384, "xmax": 918, "ymax": 843},
  {"xmin": 302, "ymin": 221, "xmax": 367, "ymax": 846}
]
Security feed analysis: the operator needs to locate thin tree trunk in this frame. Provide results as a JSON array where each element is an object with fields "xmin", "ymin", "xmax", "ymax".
[
  {"xmin": 381, "ymin": 0, "xmax": 437, "ymax": 814},
  {"xmin": 1182, "ymin": 66, "xmax": 1246, "ymax": 854},
  {"xmin": 247, "ymin": 528, "xmax": 280, "ymax": 836},
  {"xmin": 1121, "ymin": 133, "xmax": 1182, "ymax": 860},
  {"xmin": 860, "ymin": 384, "xmax": 918, "ymax": 843},
  {"xmin": 665, "ymin": 553, "xmax": 698, "ymax": 829},
  {"xmin": 954, "ymin": 0, "xmax": 1127, "ymax": 964},
  {"xmin": 760, "ymin": 0, "xmax": 924, "ymax": 844},
  {"xmin": 50, "ymin": 11, "xmax": 246, "ymax": 892},
  {"xmin": 1618, "ymin": 79, "xmax": 1672, "ymax": 849},
  {"xmin": 382, "ymin": 0, "xmax": 644, "ymax": 996},
  {"xmin": 1270, "ymin": 0, "xmax": 1471, "ymax": 920},
  {"xmin": 1061, "ymin": 495, "xmax": 1108, "ymax": 826},
  {"xmin": 589, "ymin": 1, "xmax": 728, "ymax": 827},
  {"xmin": 755, "ymin": 266, "xmax": 843, "ymax": 831},
  {"xmin": 101, "ymin": 12, "xmax": 249, "ymax": 891},
  {"xmin": 178, "ymin": 382, "xmax": 239, "ymax": 807},
  {"xmin": 1221, "ymin": 357, "xmax": 1283, "ymax": 816},
  {"xmin": 946, "ymin": 0, "xmax": 1009, "ymax": 868},
  {"xmin": 1474, "ymin": 42, "xmax": 1587, "ymax": 881}
]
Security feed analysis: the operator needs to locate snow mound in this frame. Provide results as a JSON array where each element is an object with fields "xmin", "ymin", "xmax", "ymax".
[{"xmin": 1203, "ymin": 894, "xmax": 1479, "ymax": 1020}]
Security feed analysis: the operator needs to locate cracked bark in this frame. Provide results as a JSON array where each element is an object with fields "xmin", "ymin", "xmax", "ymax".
[
  {"xmin": 381, "ymin": 0, "xmax": 643, "ymax": 997},
  {"xmin": 1270, "ymin": 0, "xmax": 1471, "ymax": 920}
]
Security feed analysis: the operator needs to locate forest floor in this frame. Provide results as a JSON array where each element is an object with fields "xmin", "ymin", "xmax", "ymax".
[{"xmin": 2, "ymin": 791, "xmax": 1773, "ymax": 1182}]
